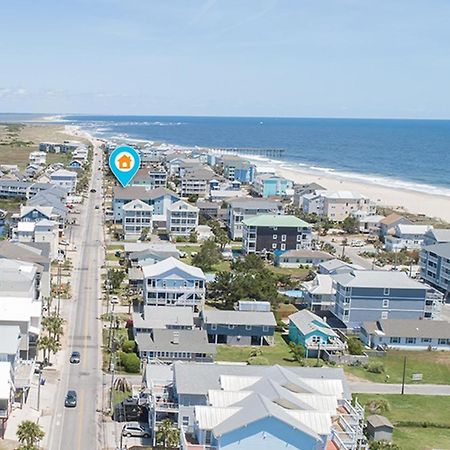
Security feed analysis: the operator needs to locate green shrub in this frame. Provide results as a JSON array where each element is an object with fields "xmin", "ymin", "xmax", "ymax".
[
  {"xmin": 120, "ymin": 352, "xmax": 141, "ymax": 373},
  {"xmin": 365, "ymin": 398, "xmax": 391, "ymax": 414},
  {"xmin": 366, "ymin": 361, "xmax": 385, "ymax": 374},
  {"xmin": 247, "ymin": 356, "xmax": 270, "ymax": 365},
  {"xmin": 347, "ymin": 337, "xmax": 364, "ymax": 355},
  {"xmin": 122, "ymin": 340, "xmax": 136, "ymax": 353}
]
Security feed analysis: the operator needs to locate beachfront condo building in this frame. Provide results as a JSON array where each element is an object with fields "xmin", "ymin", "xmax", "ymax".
[
  {"xmin": 226, "ymin": 198, "xmax": 283, "ymax": 240},
  {"xmin": 242, "ymin": 214, "xmax": 312, "ymax": 255},
  {"xmin": 333, "ymin": 270, "xmax": 443, "ymax": 329},
  {"xmin": 420, "ymin": 243, "xmax": 450, "ymax": 299},
  {"xmin": 302, "ymin": 190, "xmax": 373, "ymax": 222}
]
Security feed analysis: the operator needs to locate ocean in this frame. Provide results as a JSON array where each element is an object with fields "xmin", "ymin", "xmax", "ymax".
[{"xmin": 5, "ymin": 114, "xmax": 450, "ymax": 197}]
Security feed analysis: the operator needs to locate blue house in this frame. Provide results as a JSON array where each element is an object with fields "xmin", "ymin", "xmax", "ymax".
[
  {"xmin": 222, "ymin": 156, "xmax": 256, "ymax": 184},
  {"xmin": 68, "ymin": 160, "xmax": 83, "ymax": 170},
  {"xmin": 112, "ymin": 186, "xmax": 179, "ymax": 223},
  {"xmin": 201, "ymin": 309, "xmax": 277, "ymax": 345},
  {"xmin": 288, "ymin": 309, "xmax": 345, "ymax": 356},
  {"xmin": 253, "ymin": 174, "xmax": 293, "ymax": 198}
]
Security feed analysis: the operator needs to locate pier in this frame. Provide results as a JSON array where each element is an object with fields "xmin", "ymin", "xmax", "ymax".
[{"xmin": 213, "ymin": 147, "xmax": 285, "ymax": 158}]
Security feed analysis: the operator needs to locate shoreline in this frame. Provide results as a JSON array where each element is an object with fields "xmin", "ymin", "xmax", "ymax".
[{"xmin": 67, "ymin": 124, "xmax": 450, "ymax": 223}]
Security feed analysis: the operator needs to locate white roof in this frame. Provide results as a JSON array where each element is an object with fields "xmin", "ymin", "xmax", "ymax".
[
  {"xmin": 141, "ymin": 256, "xmax": 205, "ymax": 279},
  {"xmin": 194, "ymin": 406, "xmax": 240, "ymax": 430},
  {"xmin": 292, "ymin": 393, "xmax": 339, "ymax": 414},
  {"xmin": 50, "ymin": 169, "xmax": 77, "ymax": 178},
  {"xmin": 168, "ymin": 200, "xmax": 199, "ymax": 212},
  {"xmin": 207, "ymin": 390, "xmax": 252, "ymax": 407},
  {"xmin": 289, "ymin": 310, "xmax": 338, "ymax": 338},
  {"xmin": 219, "ymin": 375, "xmax": 261, "ymax": 392},
  {"xmin": 303, "ymin": 274, "xmax": 334, "ymax": 295},
  {"xmin": 396, "ymin": 224, "xmax": 432, "ymax": 235},
  {"xmin": 0, "ymin": 297, "xmax": 41, "ymax": 322},
  {"xmin": 286, "ymin": 411, "xmax": 332, "ymax": 436},
  {"xmin": 333, "ymin": 270, "xmax": 427, "ymax": 289},
  {"xmin": 123, "ymin": 199, "xmax": 153, "ymax": 211},
  {"xmin": 323, "ymin": 191, "xmax": 366, "ymax": 200}
]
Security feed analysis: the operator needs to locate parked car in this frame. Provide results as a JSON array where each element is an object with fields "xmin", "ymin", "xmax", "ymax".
[
  {"xmin": 64, "ymin": 390, "xmax": 77, "ymax": 407},
  {"xmin": 95, "ymin": 205, "xmax": 100, "ymax": 209},
  {"xmin": 110, "ymin": 295, "xmax": 119, "ymax": 304},
  {"xmin": 121, "ymin": 422, "xmax": 150, "ymax": 438},
  {"xmin": 90, "ymin": 188, "xmax": 97, "ymax": 193},
  {"xmin": 70, "ymin": 351, "xmax": 80, "ymax": 364}
]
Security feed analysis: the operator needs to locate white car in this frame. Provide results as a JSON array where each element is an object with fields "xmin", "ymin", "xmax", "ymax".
[{"xmin": 110, "ymin": 295, "xmax": 119, "ymax": 304}]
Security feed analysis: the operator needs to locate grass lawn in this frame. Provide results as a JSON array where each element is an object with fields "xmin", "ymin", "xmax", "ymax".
[
  {"xmin": 0, "ymin": 144, "xmax": 34, "ymax": 169},
  {"xmin": 107, "ymin": 244, "xmax": 124, "ymax": 251},
  {"xmin": 276, "ymin": 303, "xmax": 298, "ymax": 320},
  {"xmin": 215, "ymin": 332, "xmax": 322, "ymax": 367},
  {"xmin": 355, "ymin": 394, "xmax": 450, "ymax": 450},
  {"xmin": 176, "ymin": 244, "xmax": 232, "ymax": 272},
  {"xmin": 46, "ymin": 152, "xmax": 72, "ymax": 166},
  {"xmin": 0, "ymin": 198, "xmax": 21, "ymax": 214},
  {"xmin": 269, "ymin": 265, "xmax": 310, "ymax": 280},
  {"xmin": 345, "ymin": 350, "xmax": 450, "ymax": 384}
]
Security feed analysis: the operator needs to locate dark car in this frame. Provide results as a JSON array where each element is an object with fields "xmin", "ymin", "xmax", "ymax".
[
  {"xmin": 70, "ymin": 351, "xmax": 80, "ymax": 364},
  {"xmin": 95, "ymin": 205, "xmax": 100, "ymax": 209},
  {"xmin": 65, "ymin": 390, "xmax": 77, "ymax": 407},
  {"xmin": 90, "ymin": 188, "xmax": 97, "ymax": 193}
]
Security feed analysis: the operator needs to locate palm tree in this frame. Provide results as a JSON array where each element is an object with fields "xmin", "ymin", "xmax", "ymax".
[
  {"xmin": 16, "ymin": 420, "xmax": 45, "ymax": 450},
  {"xmin": 155, "ymin": 419, "xmax": 179, "ymax": 448},
  {"xmin": 38, "ymin": 335, "xmax": 61, "ymax": 365},
  {"xmin": 42, "ymin": 314, "xmax": 65, "ymax": 341}
]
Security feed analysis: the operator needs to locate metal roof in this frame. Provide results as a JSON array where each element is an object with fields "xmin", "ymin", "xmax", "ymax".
[
  {"xmin": 113, "ymin": 186, "xmax": 179, "ymax": 201},
  {"xmin": 141, "ymin": 257, "xmax": 205, "ymax": 279},
  {"xmin": 422, "ymin": 242, "xmax": 450, "ymax": 259},
  {"xmin": 202, "ymin": 309, "xmax": 276, "ymax": 327},
  {"xmin": 333, "ymin": 270, "xmax": 426, "ymax": 289},
  {"xmin": 367, "ymin": 415, "xmax": 393, "ymax": 429},
  {"xmin": 0, "ymin": 325, "xmax": 21, "ymax": 355},
  {"xmin": 362, "ymin": 319, "xmax": 450, "ymax": 339},
  {"xmin": 289, "ymin": 310, "xmax": 338, "ymax": 338},
  {"xmin": 243, "ymin": 214, "xmax": 311, "ymax": 228},
  {"xmin": 133, "ymin": 306, "xmax": 194, "ymax": 329}
]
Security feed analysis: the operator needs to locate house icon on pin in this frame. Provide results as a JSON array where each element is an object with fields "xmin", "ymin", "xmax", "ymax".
[{"xmin": 118, "ymin": 154, "xmax": 132, "ymax": 170}]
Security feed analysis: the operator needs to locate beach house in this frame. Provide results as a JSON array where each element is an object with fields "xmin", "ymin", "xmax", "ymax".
[
  {"xmin": 201, "ymin": 309, "xmax": 277, "ymax": 345},
  {"xmin": 360, "ymin": 319, "xmax": 450, "ymax": 351},
  {"xmin": 226, "ymin": 198, "xmax": 283, "ymax": 240},
  {"xmin": 302, "ymin": 274, "xmax": 335, "ymax": 311},
  {"xmin": 384, "ymin": 224, "xmax": 433, "ymax": 252},
  {"xmin": 333, "ymin": 270, "xmax": 443, "ymax": 329},
  {"xmin": 222, "ymin": 155, "xmax": 256, "ymax": 184},
  {"xmin": 288, "ymin": 309, "xmax": 346, "ymax": 356},
  {"xmin": 242, "ymin": 214, "xmax": 312, "ymax": 255},
  {"xmin": 275, "ymin": 249, "xmax": 333, "ymax": 268},
  {"xmin": 122, "ymin": 199, "xmax": 153, "ymax": 240},
  {"xmin": 143, "ymin": 362, "xmax": 366, "ymax": 450},
  {"xmin": 112, "ymin": 186, "xmax": 179, "ymax": 223},
  {"xmin": 167, "ymin": 200, "xmax": 199, "ymax": 238},
  {"xmin": 379, "ymin": 213, "xmax": 413, "ymax": 237},
  {"xmin": 420, "ymin": 242, "xmax": 450, "ymax": 299},
  {"xmin": 49, "ymin": 169, "xmax": 77, "ymax": 193},
  {"xmin": 180, "ymin": 167, "xmax": 216, "ymax": 198},
  {"xmin": 142, "ymin": 257, "xmax": 206, "ymax": 308},
  {"xmin": 423, "ymin": 228, "xmax": 450, "ymax": 246},
  {"xmin": 253, "ymin": 174, "xmax": 293, "ymax": 198}
]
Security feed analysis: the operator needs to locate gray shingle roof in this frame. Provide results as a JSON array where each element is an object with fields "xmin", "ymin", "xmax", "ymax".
[
  {"xmin": 113, "ymin": 186, "xmax": 179, "ymax": 201},
  {"xmin": 333, "ymin": 270, "xmax": 426, "ymax": 289},
  {"xmin": 422, "ymin": 242, "xmax": 450, "ymax": 259},
  {"xmin": 362, "ymin": 319, "xmax": 450, "ymax": 339},
  {"xmin": 226, "ymin": 198, "xmax": 281, "ymax": 209},
  {"xmin": 133, "ymin": 306, "xmax": 193, "ymax": 329},
  {"xmin": 135, "ymin": 329, "xmax": 215, "ymax": 354}
]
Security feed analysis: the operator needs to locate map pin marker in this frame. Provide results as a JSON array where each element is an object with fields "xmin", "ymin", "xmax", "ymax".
[{"xmin": 109, "ymin": 145, "xmax": 141, "ymax": 187}]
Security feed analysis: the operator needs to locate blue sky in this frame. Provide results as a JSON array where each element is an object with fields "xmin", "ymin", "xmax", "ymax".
[{"xmin": 1, "ymin": 0, "xmax": 450, "ymax": 118}]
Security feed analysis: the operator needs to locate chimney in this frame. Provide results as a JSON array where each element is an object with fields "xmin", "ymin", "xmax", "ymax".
[{"xmin": 172, "ymin": 331, "xmax": 180, "ymax": 345}]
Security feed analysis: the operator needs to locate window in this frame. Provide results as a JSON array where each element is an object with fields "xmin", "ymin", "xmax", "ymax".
[
  {"xmin": 438, "ymin": 338, "xmax": 449, "ymax": 345},
  {"xmin": 272, "ymin": 243, "xmax": 277, "ymax": 249},
  {"xmin": 273, "ymin": 227, "xmax": 278, "ymax": 231},
  {"xmin": 245, "ymin": 325, "xmax": 252, "ymax": 331},
  {"xmin": 228, "ymin": 324, "xmax": 235, "ymax": 329},
  {"xmin": 383, "ymin": 287, "xmax": 390, "ymax": 296},
  {"xmin": 389, "ymin": 337, "xmax": 401, "ymax": 344},
  {"xmin": 182, "ymin": 416, "xmax": 189, "ymax": 427},
  {"xmin": 281, "ymin": 244, "xmax": 286, "ymax": 250},
  {"xmin": 273, "ymin": 234, "xmax": 278, "ymax": 240},
  {"xmin": 262, "ymin": 325, "xmax": 269, "ymax": 332},
  {"xmin": 297, "ymin": 235, "xmax": 302, "ymax": 242},
  {"xmin": 281, "ymin": 234, "xmax": 286, "ymax": 242},
  {"xmin": 406, "ymin": 337, "xmax": 416, "ymax": 344},
  {"xmin": 381, "ymin": 311, "xmax": 389, "ymax": 319},
  {"xmin": 382, "ymin": 299, "xmax": 389, "ymax": 308},
  {"xmin": 211, "ymin": 324, "xmax": 217, "ymax": 330},
  {"xmin": 421, "ymin": 338, "xmax": 432, "ymax": 343}
]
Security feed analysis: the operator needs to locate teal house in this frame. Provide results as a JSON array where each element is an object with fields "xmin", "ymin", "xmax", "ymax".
[
  {"xmin": 253, "ymin": 174, "xmax": 293, "ymax": 198},
  {"xmin": 288, "ymin": 310, "xmax": 346, "ymax": 356}
]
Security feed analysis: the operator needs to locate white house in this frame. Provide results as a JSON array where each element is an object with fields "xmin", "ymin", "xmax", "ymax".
[
  {"xmin": 167, "ymin": 200, "xmax": 199, "ymax": 238},
  {"xmin": 384, "ymin": 224, "xmax": 433, "ymax": 252},
  {"xmin": 122, "ymin": 199, "xmax": 153, "ymax": 240},
  {"xmin": 302, "ymin": 274, "xmax": 335, "ymax": 311},
  {"xmin": 28, "ymin": 151, "xmax": 47, "ymax": 166},
  {"xmin": 49, "ymin": 169, "xmax": 77, "ymax": 193},
  {"xmin": 142, "ymin": 257, "xmax": 206, "ymax": 309}
]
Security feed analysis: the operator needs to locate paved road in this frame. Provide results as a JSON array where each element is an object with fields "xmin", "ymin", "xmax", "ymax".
[
  {"xmin": 48, "ymin": 143, "xmax": 104, "ymax": 450},
  {"xmin": 350, "ymin": 382, "xmax": 450, "ymax": 396}
]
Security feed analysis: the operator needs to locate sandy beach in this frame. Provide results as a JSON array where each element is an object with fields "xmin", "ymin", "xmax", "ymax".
[{"xmin": 274, "ymin": 164, "xmax": 450, "ymax": 222}]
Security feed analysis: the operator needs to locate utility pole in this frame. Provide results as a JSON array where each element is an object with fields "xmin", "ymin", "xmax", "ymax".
[
  {"xmin": 401, "ymin": 356, "xmax": 407, "ymax": 395},
  {"xmin": 57, "ymin": 261, "xmax": 62, "ymax": 316},
  {"xmin": 37, "ymin": 370, "xmax": 42, "ymax": 411}
]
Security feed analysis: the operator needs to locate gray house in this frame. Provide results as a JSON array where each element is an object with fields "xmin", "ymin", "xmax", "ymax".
[
  {"xmin": 133, "ymin": 306, "xmax": 194, "ymax": 334},
  {"xmin": 333, "ymin": 270, "xmax": 442, "ymax": 329},
  {"xmin": 423, "ymin": 228, "xmax": 450, "ymax": 246},
  {"xmin": 201, "ymin": 309, "xmax": 277, "ymax": 345},
  {"xmin": 420, "ymin": 242, "xmax": 450, "ymax": 299},
  {"xmin": 135, "ymin": 329, "xmax": 215, "ymax": 363},
  {"xmin": 360, "ymin": 319, "xmax": 450, "ymax": 350}
]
